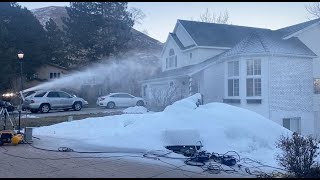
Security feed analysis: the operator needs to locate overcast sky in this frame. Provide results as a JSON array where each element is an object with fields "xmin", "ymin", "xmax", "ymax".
[{"xmin": 18, "ymin": 2, "xmax": 313, "ymax": 43}]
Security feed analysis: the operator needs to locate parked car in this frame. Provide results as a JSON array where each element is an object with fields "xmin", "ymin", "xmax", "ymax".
[
  {"xmin": 96, "ymin": 93, "xmax": 145, "ymax": 109},
  {"xmin": 23, "ymin": 90, "xmax": 89, "ymax": 113}
]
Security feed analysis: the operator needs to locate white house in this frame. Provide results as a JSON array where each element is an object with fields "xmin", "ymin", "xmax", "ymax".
[{"xmin": 141, "ymin": 18, "xmax": 320, "ymax": 137}]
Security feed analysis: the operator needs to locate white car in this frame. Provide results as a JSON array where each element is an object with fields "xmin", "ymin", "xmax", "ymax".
[{"xmin": 96, "ymin": 93, "xmax": 145, "ymax": 109}]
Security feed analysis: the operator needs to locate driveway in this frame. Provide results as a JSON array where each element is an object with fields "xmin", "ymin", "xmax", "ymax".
[{"xmin": 0, "ymin": 143, "xmax": 253, "ymax": 178}]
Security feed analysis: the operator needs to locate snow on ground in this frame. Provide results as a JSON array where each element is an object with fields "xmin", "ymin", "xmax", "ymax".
[
  {"xmin": 33, "ymin": 93, "xmax": 293, "ymax": 171},
  {"xmin": 123, "ymin": 106, "xmax": 148, "ymax": 114},
  {"xmin": 21, "ymin": 114, "xmax": 39, "ymax": 119}
]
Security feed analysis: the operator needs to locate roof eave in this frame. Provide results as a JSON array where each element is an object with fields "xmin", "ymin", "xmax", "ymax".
[{"xmin": 283, "ymin": 21, "xmax": 320, "ymax": 40}]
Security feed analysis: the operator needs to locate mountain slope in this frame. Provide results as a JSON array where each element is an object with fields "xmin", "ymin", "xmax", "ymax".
[{"xmin": 31, "ymin": 6, "xmax": 163, "ymax": 53}]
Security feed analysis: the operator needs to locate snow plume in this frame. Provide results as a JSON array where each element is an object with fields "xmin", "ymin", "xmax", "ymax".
[{"xmin": 24, "ymin": 53, "xmax": 159, "ymax": 93}]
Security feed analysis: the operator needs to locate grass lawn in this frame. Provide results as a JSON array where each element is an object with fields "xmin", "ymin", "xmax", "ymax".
[{"xmin": 0, "ymin": 111, "xmax": 123, "ymax": 130}]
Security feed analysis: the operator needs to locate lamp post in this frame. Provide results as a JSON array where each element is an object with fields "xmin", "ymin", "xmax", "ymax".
[{"xmin": 17, "ymin": 51, "xmax": 24, "ymax": 134}]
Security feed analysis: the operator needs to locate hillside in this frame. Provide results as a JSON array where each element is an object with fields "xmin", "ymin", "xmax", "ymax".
[{"xmin": 31, "ymin": 6, "xmax": 163, "ymax": 52}]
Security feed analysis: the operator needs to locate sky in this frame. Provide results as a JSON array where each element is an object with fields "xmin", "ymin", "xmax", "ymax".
[{"xmin": 18, "ymin": 2, "xmax": 313, "ymax": 43}]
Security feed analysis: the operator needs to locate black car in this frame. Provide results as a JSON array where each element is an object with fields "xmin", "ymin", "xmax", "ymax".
[{"xmin": 0, "ymin": 101, "xmax": 15, "ymax": 112}]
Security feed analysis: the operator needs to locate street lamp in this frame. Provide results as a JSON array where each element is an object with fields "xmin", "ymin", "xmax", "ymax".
[{"xmin": 17, "ymin": 50, "xmax": 24, "ymax": 134}]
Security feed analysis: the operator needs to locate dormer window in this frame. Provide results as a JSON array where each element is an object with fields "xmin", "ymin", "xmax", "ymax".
[{"xmin": 167, "ymin": 49, "xmax": 177, "ymax": 69}]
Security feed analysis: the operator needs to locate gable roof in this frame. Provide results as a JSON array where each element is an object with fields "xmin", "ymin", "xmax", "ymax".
[
  {"xmin": 276, "ymin": 18, "xmax": 320, "ymax": 38},
  {"xmin": 178, "ymin": 19, "xmax": 269, "ymax": 47},
  {"xmin": 170, "ymin": 33, "xmax": 196, "ymax": 50},
  {"xmin": 223, "ymin": 30, "xmax": 317, "ymax": 57}
]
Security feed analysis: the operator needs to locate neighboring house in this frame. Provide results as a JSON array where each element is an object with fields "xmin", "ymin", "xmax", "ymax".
[
  {"xmin": 141, "ymin": 18, "xmax": 320, "ymax": 137},
  {"xmin": 24, "ymin": 63, "xmax": 69, "ymax": 89}
]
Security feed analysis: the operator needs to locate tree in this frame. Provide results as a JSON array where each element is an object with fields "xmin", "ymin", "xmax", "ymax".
[
  {"xmin": 62, "ymin": 2, "xmax": 134, "ymax": 65},
  {"xmin": 129, "ymin": 7, "xmax": 146, "ymax": 25},
  {"xmin": 149, "ymin": 82, "xmax": 183, "ymax": 111},
  {"xmin": 306, "ymin": 2, "xmax": 320, "ymax": 19},
  {"xmin": 45, "ymin": 18, "xmax": 69, "ymax": 67},
  {"xmin": 0, "ymin": 2, "xmax": 48, "ymax": 92},
  {"xmin": 199, "ymin": 8, "xmax": 229, "ymax": 24}
]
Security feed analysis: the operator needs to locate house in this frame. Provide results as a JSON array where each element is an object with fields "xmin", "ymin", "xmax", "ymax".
[
  {"xmin": 141, "ymin": 18, "xmax": 320, "ymax": 137},
  {"xmin": 24, "ymin": 63, "xmax": 69, "ymax": 89}
]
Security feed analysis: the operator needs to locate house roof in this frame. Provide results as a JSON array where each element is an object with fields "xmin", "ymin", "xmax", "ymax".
[
  {"xmin": 170, "ymin": 33, "xmax": 196, "ymax": 50},
  {"xmin": 145, "ymin": 29, "xmax": 317, "ymax": 82},
  {"xmin": 45, "ymin": 62, "xmax": 69, "ymax": 71},
  {"xmin": 146, "ymin": 52, "xmax": 225, "ymax": 81},
  {"xmin": 276, "ymin": 18, "xmax": 320, "ymax": 38},
  {"xmin": 178, "ymin": 19, "xmax": 269, "ymax": 47},
  {"xmin": 143, "ymin": 19, "xmax": 318, "ymax": 83},
  {"xmin": 222, "ymin": 30, "xmax": 317, "ymax": 57}
]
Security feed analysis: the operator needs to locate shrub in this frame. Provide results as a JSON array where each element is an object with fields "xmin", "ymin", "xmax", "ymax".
[{"xmin": 276, "ymin": 132, "xmax": 320, "ymax": 178}]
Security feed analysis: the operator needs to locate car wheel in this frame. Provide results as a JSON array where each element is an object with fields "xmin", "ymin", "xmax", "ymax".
[
  {"xmin": 136, "ymin": 100, "xmax": 144, "ymax": 106},
  {"xmin": 73, "ymin": 102, "xmax": 82, "ymax": 111},
  {"xmin": 107, "ymin": 102, "xmax": 115, "ymax": 109},
  {"xmin": 30, "ymin": 109, "xmax": 39, "ymax": 113},
  {"xmin": 39, "ymin": 104, "xmax": 50, "ymax": 113}
]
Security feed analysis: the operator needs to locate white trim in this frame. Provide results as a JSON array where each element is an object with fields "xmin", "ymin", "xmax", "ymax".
[
  {"xmin": 283, "ymin": 21, "xmax": 320, "ymax": 40},
  {"xmin": 160, "ymin": 34, "xmax": 171, "ymax": 57},
  {"xmin": 181, "ymin": 46, "xmax": 231, "ymax": 52},
  {"xmin": 197, "ymin": 46, "xmax": 231, "ymax": 50},
  {"xmin": 140, "ymin": 75, "xmax": 189, "ymax": 84}
]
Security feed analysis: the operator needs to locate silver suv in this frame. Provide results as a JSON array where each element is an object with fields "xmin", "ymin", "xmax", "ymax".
[{"xmin": 23, "ymin": 90, "xmax": 88, "ymax": 113}]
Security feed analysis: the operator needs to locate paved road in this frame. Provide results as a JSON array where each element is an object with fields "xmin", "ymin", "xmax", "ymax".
[
  {"xmin": 12, "ymin": 107, "xmax": 125, "ymax": 118},
  {"xmin": 0, "ymin": 143, "xmax": 253, "ymax": 178}
]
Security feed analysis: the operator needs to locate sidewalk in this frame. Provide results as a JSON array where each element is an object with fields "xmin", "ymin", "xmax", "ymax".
[{"xmin": 0, "ymin": 144, "xmax": 253, "ymax": 178}]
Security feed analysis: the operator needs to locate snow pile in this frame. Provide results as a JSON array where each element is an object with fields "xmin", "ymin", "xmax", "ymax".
[
  {"xmin": 33, "ymin": 93, "xmax": 292, "ymax": 167},
  {"xmin": 123, "ymin": 106, "xmax": 148, "ymax": 114}
]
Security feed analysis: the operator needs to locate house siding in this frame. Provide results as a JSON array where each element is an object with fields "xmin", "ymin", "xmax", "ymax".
[
  {"xmin": 202, "ymin": 61, "xmax": 224, "ymax": 104},
  {"xmin": 295, "ymin": 24, "xmax": 320, "ymax": 137},
  {"xmin": 269, "ymin": 56, "xmax": 314, "ymax": 135}
]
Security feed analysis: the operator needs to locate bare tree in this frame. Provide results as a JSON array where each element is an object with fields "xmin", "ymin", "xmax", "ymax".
[
  {"xmin": 306, "ymin": 2, "xmax": 320, "ymax": 19},
  {"xmin": 129, "ymin": 7, "xmax": 146, "ymax": 25},
  {"xmin": 149, "ymin": 82, "xmax": 183, "ymax": 111},
  {"xmin": 199, "ymin": 8, "xmax": 229, "ymax": 24}
]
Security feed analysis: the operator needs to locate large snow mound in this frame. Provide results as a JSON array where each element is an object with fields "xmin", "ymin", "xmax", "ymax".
[
  {"xmin": 123, "ymin": 106, "xmax": 148, "ymax": 114},
  {"xmin": 33, "ymin": 93, "xmax": 292, "ymax": 167}
]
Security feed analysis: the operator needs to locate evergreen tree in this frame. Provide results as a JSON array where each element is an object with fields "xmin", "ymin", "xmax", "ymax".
[
  {"xmin": 45, "ymin": 18, "xmax": 68, "ymax": 67},
  {"xmin": 63, "ymin": 2, "xmax": 134, "ymax": 65},
  {"xmin": 0, "ymin": 2, "xmax": 48, "ymax": 92}
]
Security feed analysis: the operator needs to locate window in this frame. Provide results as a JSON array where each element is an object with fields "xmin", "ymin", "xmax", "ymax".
[
  {"xmin": 47, "ymin": 91, "xmax": 59, "ymax": 98},
  {"xmin": 34, "ymin": 92, "xmax": 47, "ymax": 97},
  {"xmin": 58, "ymin": 92, "xmax": 71, "ymax": 98},
  {"xmin": 118, "ymin": 94, "xmax": 133, "ymax": 98},
  {"xmin": 168, "ymin": 49, "xmax": 177, "ymax": 69},
  {"xmin": 57, "ymin": 73, "xmax": 61, "ymax": 78},
  {"xmin": 247, "ymin": 59, "xmax": 261, "ymax": 75},
  {"xmin": 166, "ymin": 58, "xmax": 168, "ymax": 69},
  {"xmin": 143, "ymin": 85, "xmax": 147, "ymax": 96},
  {"xmin": 246, "ymin": 59, "xmax": 261, "ymax": 97},
  {"xmin": 227, "ymin": 61, "xmax": 239, "ymax": 97},
  {"xmin": 283, "ymin": 117, "xmax": 301, "ymax": 134},
  {"xmin": 50, "ymin": 73, "xmax": 53, "ymax": 79},
  {"xmin": 54, "ymin": 73, "xmax": 57, "ymax": 78},
  {"xmin": 190, "ymin": 53, "xmax": 192, "ymax": 59},
  {"xmin": 314, "ymin": 79, "xmax": 320, "ymax": 94},
  {"xmin": 33, "ymin": 73, "xmax": 38, "ymax": 79}
]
